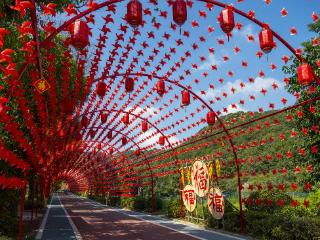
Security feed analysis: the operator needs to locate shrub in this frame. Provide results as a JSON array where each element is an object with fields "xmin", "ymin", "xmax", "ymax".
[
  {"xmin": 120, "ymin": 197, "xmax": 135, "ymax": 210},
  {"xmin": 245, "ymin": 209, "xmax": 320, "ymax": 240},
  {"xmin": 245, "ymin": 190, "xmax": 292, "ymax": 213},
  {"xmin": 167, "ymin": 198, "xmax": 184, "ymax": 218},
  {"xmin": 133, "ymin": 196, "xmax": 146, "ymax": 211},
  {"xmin": 145, "ymin": 196, "xmax": 163, "ymax": 212}
]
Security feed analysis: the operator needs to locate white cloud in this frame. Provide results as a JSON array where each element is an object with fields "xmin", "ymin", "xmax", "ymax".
[
  {"xmin": 202, "ymin": 77, "xmax": 284, "ymax": 99},
  {"xmin": 125, "ymin": 106, "xmax": 160, "ymax": 120},
  {"xmin": 233, "ymin": 24, "xmax": 258, "ymax": 42},
  {"xmin": 198, "ymin": 54, "xmax": 222, "ymax": 71},
  {"xmin": 221, "ymin": 103, "xmax": 248, "ymax": 116},
  {"xmin": 137, "ymin": 130, "xmax": 180, "ymax": 149}
]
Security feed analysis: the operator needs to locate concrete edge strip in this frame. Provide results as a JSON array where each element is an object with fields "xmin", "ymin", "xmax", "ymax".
[
  {"xmin": 35, "ymin": 193, "xmax": 55, "ymax": 240},
  {"xmin": 58, "ymin": 194, "xmax": 83, "ymax": 240}
]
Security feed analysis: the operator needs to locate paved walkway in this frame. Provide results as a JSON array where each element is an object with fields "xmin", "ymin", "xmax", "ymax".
[{"xmin": 36, "ymin": 193, "xmax": 248, "ymax": 240}]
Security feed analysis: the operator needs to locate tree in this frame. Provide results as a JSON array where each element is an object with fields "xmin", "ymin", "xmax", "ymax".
[{"xmin": 282, "ymin": 20, "xmax": 320, "ymax": 183}]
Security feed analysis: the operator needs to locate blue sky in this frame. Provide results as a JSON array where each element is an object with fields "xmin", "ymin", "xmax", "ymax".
[{"xmin": 54, "ymin": 0, "xmax": 319, "ymax": 153}]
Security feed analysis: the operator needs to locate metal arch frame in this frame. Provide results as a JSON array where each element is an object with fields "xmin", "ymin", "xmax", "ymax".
[
  {"xmin": 89, "ymin": 72, "xmax": 244, "ymax": 217},
  {"xmin": 80, "ymin": 127, "xmax": 157, "ymax": 211},
  {"xmin": 14, "ymin": 0, "xmax": 319, "ymax": 234},
  {"xmin": 74, "ymin": 107, "xmax": 183, "ymax": 214}
]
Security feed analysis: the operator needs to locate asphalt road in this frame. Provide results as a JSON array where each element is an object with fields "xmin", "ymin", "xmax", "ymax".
[{"xmin": 37, "ymin": 193, "xmax": 248, "ymax": 240}]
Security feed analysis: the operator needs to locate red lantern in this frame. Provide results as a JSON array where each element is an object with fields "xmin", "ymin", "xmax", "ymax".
[
  {"xmin": 70, "ymin": 19, "xmax": 89, "ymax": 49},
  {"xmin": 122, "ymin": 113, "xmax": 130, "ymax": 124},
  {"xmin": 90, "ymin": 130, "xmax": 95, "ymax": 138},
  {"xmin": 156, "ymin": 80, "xmax": 165, "ymax": 97},
  {"xmin": 81, "ymin": 116, "xmax": 88, "ymax": 128},
  {"xmin": 159, "ymin": 136, "xmax": 165, "ymax": 145},
  {"xmin": 109, "ymin": 148, "xmax": 113, "ymax": 154},
  {"xmin": 107, "ymin": 130, "xmax": 112, "ymax": 139},
  {"xmin": 96, "ymin": 82, "xmax": 106, "ymax": 97},
  {"xmin": 141, "ymin": 120, "xmax": 148, "ymax": 132},
  {"xmin": 127, "ymin": 0, "xmax": 142, "ymax": 28},
  {"xmin": 135, "ymin": 149, "xmax": 140, "ymax": 156},
  {"xmin": 298, "ymin": 63, "xmax": 313, "ymax": 85},
  {"xmin": 125, "ymin": 77, "xmax": 134, "ymax": 93},
  {"xmin": 173, "ymin": 0, "xmax": 187, "ymax": 26},
  {"xmin": 100, "ymin": 112, "xmax": 108, "ymax": 124},
  {"xmin": 219, "ymin": 7, "xmax": 235, "ymax": 35},
  {"xmin": 97, "ymin": 143, "xmax": 102, "ymax": 150},
  {"xmin": 259, "ymin": 27, "xmax": 274, "ymax": 54},
  {"xmin": 181, "ymin": 90, "xmax": 190, "ymax": 106},
  {"xmin": 122, "ymin": 137, "xmax": 127, "ymax": 145},
  {"xmin": 207, "ymin": 111, "xmax": 215, "ymax": 125}
]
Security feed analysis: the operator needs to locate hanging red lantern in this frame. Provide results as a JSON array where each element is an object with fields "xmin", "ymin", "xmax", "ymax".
[
  {"xmin": 122, "ymin": 113, "xmax": 130, "ymax": 124},
  {"xmin": 122, "ymin": 137, "xmax": 127, "ymax": 145},
  {"xmin": 259, "ymin": 27, "xmax": 274, "ymax": 54},
  {"xmin": 127, "ymin": 0, "xmax": 142, "ymax": 28},
  {"xmin": 207, "ymin": 111, "xmax": 215, "ymax": 125},
  {"xmin": 156, "ymin": 80, "xmax": 165, "ymax": 97},
  {"xmin": 297, "ymin": 63, "xmax": 314, "ymax": 85},
  {"xmin": 125, "ymin": 77, "xmax": 134, "ymax": 93},
  {"xmin": 107, "ymin": 130, "xmax": 112, "ymax": 139},
  {"xmin": 159, "ymin": 136, "xmax": 165, "ymax": 145},
  {"xmin": 141, "ymin": 120, "xmax": 148, "ymax": 132},
  {"xmin": 90, "ymin": 130, "xmax": 95, "ymax": 138},
  {"xmin": 109, "ymin": 148, "xmax": 113, "ymax": 154},
  {"xmin": 70, "ymin": 19, "xmax": 89, "ymax": 49},
  {"xmin": 173, "ymin": 0, "xmax": 187, "ymax": 26},
  {"xmin": 181, "ymin": 90, "xmax": 190, "ymax": 106},
  {"xmin": 100, "ymin": 112, "xmax": 108, "ymax": 124},
  {"xmin": 135, "ymin": 149, "xmax": 140, "ymax": 156},
  {"xmin": 96, "ymin": 82, "xmax": 107, "ymax": 97},
  {"xmin": 81, "ymin": 116, "xmax": 88, "ymax": 128},
  {"xmin": 219, "ymin": 7, "xmax": 235, "ymax": 35},
  {"xmin": 97, "ymin": 143, "xmax": 102, "ymax": 150}
]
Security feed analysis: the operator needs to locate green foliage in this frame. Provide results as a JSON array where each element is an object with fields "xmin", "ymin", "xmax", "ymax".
[
  {"xmin": 245, "ymin": 190, "xmax": 292, "ymax": 213},
  {"xmin": 282, "ymin": 20, "xmax": 320, "ymax": 183},
  {"xmin": 167, "ymin": 198, "xmax": 184, "ymax": 218},
  {"xmin": 245, "ymin": 209, "xmax": 320, "ymax": 240}
]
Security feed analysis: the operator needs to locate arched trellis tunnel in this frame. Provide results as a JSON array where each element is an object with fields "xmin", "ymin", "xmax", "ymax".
[{"xmin": 0, "ymin": 0, "xmax": 319, "ymax": 239}]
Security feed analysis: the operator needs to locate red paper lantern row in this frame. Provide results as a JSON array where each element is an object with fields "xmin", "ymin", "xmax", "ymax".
[
  {"xmin": 109, "ymin": 148, "xmax": 114, "ymax": 154},
  {"xmin": 207, "ymin": 111, "xmax": 215, "ymax": 125},
  {"xmin": 96, "ymin": 81, "xmax": 107, "ymax": 97},
  {"xmin": 127, "ymin": 0, "xmax": 143, "ymax": 28},
  {"xmin": 122, "ymin": 113, "xmax": 130, "ymax": 124},
  {"xmin": 297, "ymin": 63, "xmax": 314, "ymax": 85},
  {"xmin": 107, "ymin": 130, "xmax": 112, "ymax": 139},
  {"xmin": 156, "ymin": 80, "xmax": 165, "ymax": 97},
  {"xmin": 159, "ymin": 136, "xmax": 166, "ymax": 145},
  {"xmin": 135, "ymin": 149, "xmax": 140, "ymax": 156},
  {"xmin": 100, "ymin": 112, "xmax": 108, "ymax": 123},
  {"xmin": 141, "ymin": 120, "xmax": 148, "ymax": 132},
  {"xmin": 173, "ymin": 0, "xmax": 187, "ymax": 26},
  {"xmin": 219, "ymin": 7, "xmax": 235, "ymax": 36},
  {"xmin": 69, "ymin": 19, "xmax": 89, "ymax": 49},
  {"xmin": 0, "ymin": 175, "xmax": 26, "ymax": 190},
  {"xmin": 259, "ymin": 27, "xmax": 274, "ymax": 54},
  {"xmin": 122, "ymin": 137, "xmax": 127, "ymax": 145},
  {"xmin": 125, "ymin": 77, "xmax": 134, "ymax": 93},
  {"xmin": 81, "ymin": 116, "xmax": 89, "ymax": 128},
  {"xmin": 181, "ymin": 90, "xmax": 190, "ymax": 106}
]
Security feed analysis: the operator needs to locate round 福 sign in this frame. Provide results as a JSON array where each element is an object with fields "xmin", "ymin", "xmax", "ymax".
[
  {"xmin": 191, "ymin": 161, "xmax": 209, "ymax": 197},
  {"xmin": 207, "ymin": 187, "xmax": 224, "ymax": 219},
  {"xmin": 182, "ymin": 185, "xmax": 197, "ymax": 212}
]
